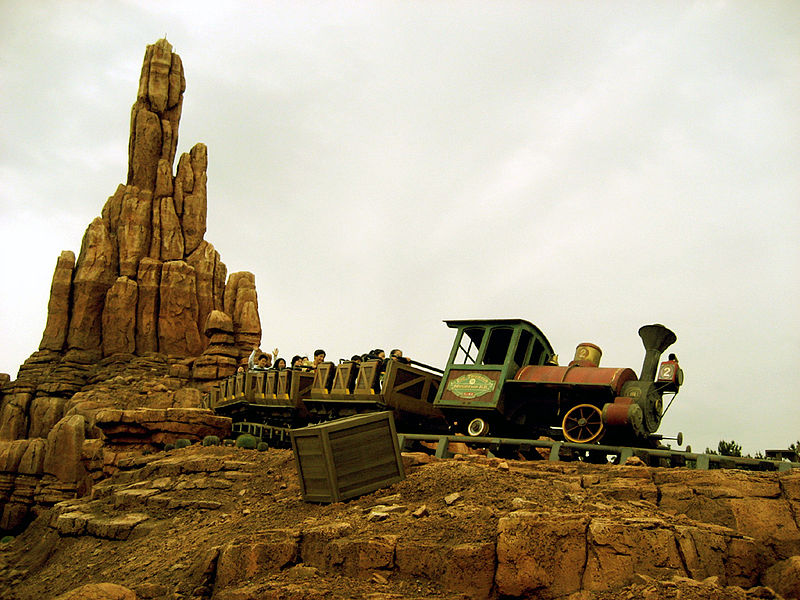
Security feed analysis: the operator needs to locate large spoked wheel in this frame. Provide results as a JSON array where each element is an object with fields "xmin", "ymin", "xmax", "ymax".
[{"xmin": 562, "ymin": 404, "xmax": 605, "ymax": 443}]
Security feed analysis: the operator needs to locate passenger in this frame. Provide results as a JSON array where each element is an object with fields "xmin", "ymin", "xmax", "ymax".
[
  {"xmin": 350, "ymin": 354, "xmax": 362, "ymax": 364},
  {"xmin": 390, "ymin": 349, "xmax": 411, "ymax": 364},
  {"xmin": 364, "ymin": 349, "xmax": 385, "ymax": 362},
  {"xmin": 291, "ymin": 355, "xmax": 303, "ymax": 369},
  {"xmin": 248, "ymin": 347, "xmax": 272, "ymax": 371},
  {"xmin": 313, "ymin": 349, "xmax": 326, "ymax": 368},
  {"xmin": 273, "ymin": 357, "xmax": 287, "ymax": 370}
]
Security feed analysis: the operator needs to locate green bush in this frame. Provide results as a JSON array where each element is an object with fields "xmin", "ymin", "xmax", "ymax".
[
  {"xmin": 202, "ymin": 435, "xmax": 220, "ymax": 447},
  {"xmin": 164, "ymin": 443, "xmax": 175, "ymax": 452},
  {"xmin": 175, "ymin": 438, "xmax": 191, "ymax": 449},
  {"xmin": 235, "ymin": 434, "xmax": 257, "ymax": 450},
  {"xmin": 0, "ymin": 535, "xmax": 13, "ymax": 544},
  {"xmin": 257, "ymin": 441, "xmax": 268, "ymax": 452}
]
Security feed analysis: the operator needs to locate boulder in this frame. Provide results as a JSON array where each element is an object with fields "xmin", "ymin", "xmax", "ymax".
[
  {"xmin": 43, "ymin": 415, "xmax": 87, "ymax": 484},
  {"xmin": 0, "ymin": 392, "xmax": 33, "ymax": 441},
  {"xmin": 496, "ymin": 511, "xmax": 588, "ymax": 598},
  {"xmin": 204, "ymin": 310, "xmax": 233, "ymax": 336},
  {"xmin": 27, "ymin": 397, "xmax": 68, "ymax": 439},
  {"xmin": 215, "ymin": 531, "xmax": 300, "ymax": 588},
  {"xmin": 764, "ymin": 555, "xmax": 800, "ymax": 600},
  {"xmin": 54, "ymin": 582, "xmax": 137, "ymax": 600}
]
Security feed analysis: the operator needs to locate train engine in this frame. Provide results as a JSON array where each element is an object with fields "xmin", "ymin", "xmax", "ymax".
[{"xmin": 433, "ymin": 319, "xmax": 683, "ymax": 445}]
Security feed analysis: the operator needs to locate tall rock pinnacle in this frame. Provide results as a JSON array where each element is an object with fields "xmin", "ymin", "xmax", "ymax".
[{"xmin": 33, "ymin": 38, "xmax": 261, "ymax": 374}]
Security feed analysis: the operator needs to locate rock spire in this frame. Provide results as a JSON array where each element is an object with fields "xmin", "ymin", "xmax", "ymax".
[
  {"xmin": 34, "ymin": 38, "xmax": 261, "ymax": 371},
  {"xmin": 0, "ymin": 38, "xmax": 260, "ymax": 533}
]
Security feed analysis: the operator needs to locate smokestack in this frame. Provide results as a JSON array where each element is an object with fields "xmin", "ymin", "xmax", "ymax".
[{"xmin": 638, "ymin": 324, "xmax": 676, "ymax": 382}]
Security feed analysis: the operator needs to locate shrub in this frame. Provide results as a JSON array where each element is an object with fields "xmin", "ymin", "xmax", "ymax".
[
  {"xmin": 257, "ymin": 442, "xmax": 268, "ymax": 452},
  {"xmin": 175, "ymin": 438, "xmax": 191, "ymax": 449},
  {"xmin": 235, "ymin": 434, "xmax": 257, "ymax": 450},
  {"xmin": 164, "ymin": 443, "xmax": 175, "ymax": 452},
  {"xmin": 0, "ymin": 536, "xmax": 13, "ymax": 544},
  {"xmin": 202, "ymin": 435, "xmax": 220, "ymax": 447}
]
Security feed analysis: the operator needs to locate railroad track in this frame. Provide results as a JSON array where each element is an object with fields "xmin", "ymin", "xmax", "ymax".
[{"xmin": 231, "ymin": 421, "xmax": 799, "ymax": 472}]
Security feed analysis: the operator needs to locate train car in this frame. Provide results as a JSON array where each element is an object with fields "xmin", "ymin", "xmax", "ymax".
[
  {"xmin": 209, "ymin": 318, "xmax": 683, "ymax": 447},
  {"xmin": 210, "ymin": 355, "xmax": 448, "ymax": 433},
  {"xmin": 433, "ymin": 319, "xmax": 682, "ymax": 445}
]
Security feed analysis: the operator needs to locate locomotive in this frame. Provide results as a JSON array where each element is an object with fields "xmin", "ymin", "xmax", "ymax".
[{"xmin": 208, "ymin": 318, "xmax": 683, "ymax": 446}]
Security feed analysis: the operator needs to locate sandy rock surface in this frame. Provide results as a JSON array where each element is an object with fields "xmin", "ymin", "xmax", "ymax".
[{"xmin": 1, "ymin": 444, "xmax": 798, "ymax": 600}]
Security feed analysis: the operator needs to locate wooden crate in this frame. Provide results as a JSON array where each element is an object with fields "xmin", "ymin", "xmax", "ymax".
[{"xmin": 290, "ymin": 411, "xmax": 405, "ymax": 503}]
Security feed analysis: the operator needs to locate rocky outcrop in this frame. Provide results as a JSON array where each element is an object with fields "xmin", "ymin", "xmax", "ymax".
[
  {"xmin": 102, "ymin": 277, "xmax": 138, "ymax": 357},
  {"xmin": 54, "ymin": 582, "xmax": 138, "ymax": 600},
  {"xmin": 0, "ymin": 38, "xmax": 260, "ymax": 549},
  {"xmin": 193, "ymin": 310, "xmax": 239, "ymax": 380},
  {"xmin": 94, "ymin": 407, "xmax": 231, "ymax": 449},
  {"xmin": 224, "ymin": 272, "xmax": 261, "ymax": 360},
  {"xmin": 128, "ymin": 38, "xmax": 184, "ymax": 194},
  {"xmin": 158, "ymin": 261, "xmax": 203, "ymax": 357},
  {"xmin": 39, "ymin": 251, "xmax": 75, "ymax": 352},
  {"xmin": 4, "ymin": 447, "xmax": 799, "ymax": 600},
  {"xmin": 66, "ymin": 218, "xmax": 118, "ymax": 353},
  {"xmin": 0, "ymin": 38, "xmax": 262, "ymax": 457},
  {"xmin": 24, "ymin": 37, "xmax": 259, "ymax": 371}
]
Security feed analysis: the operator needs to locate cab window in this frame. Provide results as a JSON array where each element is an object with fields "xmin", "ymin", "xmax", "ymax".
[
  {"xmin": 454, "ymin": 327, "xmax": 484, "ymax": 364},
  {"xmin": 513, "ymin": 329, "xmax": 533, "ymax": 368},
  {"xmin": 483, "ymin": 327, "xmax": 513, "ymax": 365}
]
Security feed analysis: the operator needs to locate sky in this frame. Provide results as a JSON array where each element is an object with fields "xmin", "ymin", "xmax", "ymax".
[{"xmin": 1, "ymin": 1, "xmax": 798, "ymax": 456}]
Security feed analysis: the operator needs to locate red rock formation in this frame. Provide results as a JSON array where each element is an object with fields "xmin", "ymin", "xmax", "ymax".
[
  {"xmin": 193, "ymin": 310, "xmax": 239, "ymax": 380},
  {"xmin": 39, "ymin": 251, "xmax": 75, "ymax": 352},
  {"xmin": 66, "ymin": 218, "xmax": 118, "ymax": 352},
  {"xmin": 101, "ymin": 277, "xmax": 138, "ymax": 357},
  {"xmin": 158, "ymin": 261, "xmax": 203, "ymax": 357},
  {"xmin": 158, "ymin": 196, "xmax": 184, "ymax": 260},
  {"xmin": 94, "ymin": 407, "xmax": 232, "ymax": 448},
  {"xmin": 134, "ymin": 258, "xmax": 161, "ymax": 354},
  {"xmin": 181, "ymin": 143, "xmax": 207, "ymax": 255},
  {"xmin": 29, "ymin": 38, "xmax": 259, "ymax": 366},
  {"xmin": 117, "ymin": 186, "xmax": 152, "ymax": 277},
  {"xmin": 128, "ymin": 38, "xmax": 184, "ymax": 193},
  {"xmin": 0, "ymin": 37, "xmax": 260, "ymax": 535}
]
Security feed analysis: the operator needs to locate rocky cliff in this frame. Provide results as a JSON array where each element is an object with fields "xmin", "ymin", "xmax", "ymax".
[{"xmin": 0, "ymin": 39, "xmax": 255, "ymax": 532}]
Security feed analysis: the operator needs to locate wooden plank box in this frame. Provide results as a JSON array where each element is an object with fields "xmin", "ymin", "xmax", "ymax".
[{"xmin": 290, "ymin": 411, "xmax": 405, "ymax": 503}]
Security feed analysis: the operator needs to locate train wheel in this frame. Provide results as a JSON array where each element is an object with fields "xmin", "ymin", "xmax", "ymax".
[
  {"xmin": 562, "ymin": 404, "xmax": 604, "ymax": 444},
  {"xmin": 466, "ymin": 417, "xmax": 490, "ymax": 437}
]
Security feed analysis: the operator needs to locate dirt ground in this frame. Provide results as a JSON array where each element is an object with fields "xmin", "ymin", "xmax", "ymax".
[{"xmin": 0, "ymin": 444, "xmax": 792, "ymax": 600}]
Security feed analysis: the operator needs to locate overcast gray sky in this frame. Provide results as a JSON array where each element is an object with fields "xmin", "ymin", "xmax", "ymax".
[{"xmin": 1, "ymin": 1, "xmax": 798, "ymax": 456}]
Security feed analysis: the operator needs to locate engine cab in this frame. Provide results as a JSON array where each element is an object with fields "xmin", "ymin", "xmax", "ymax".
[{"xmin": 433, "ymin": 319, "xmax": 555, "ymax": 436}]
